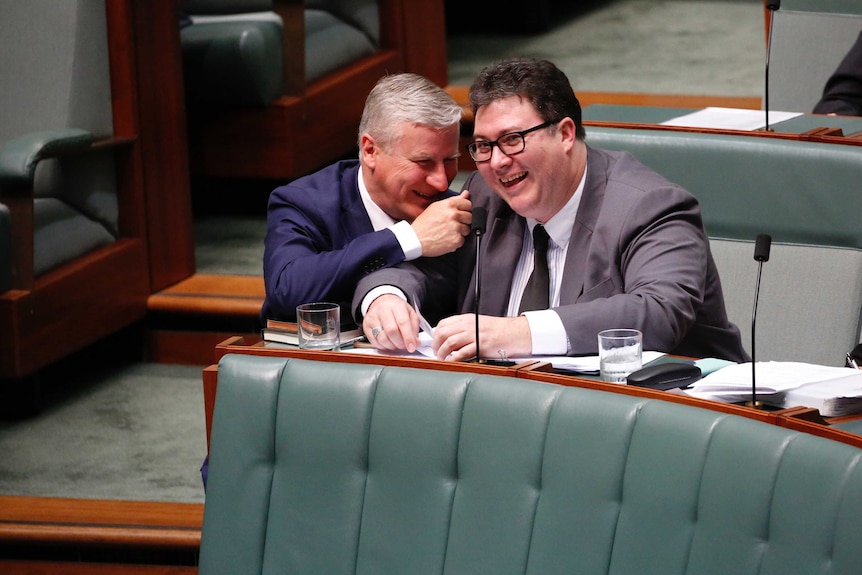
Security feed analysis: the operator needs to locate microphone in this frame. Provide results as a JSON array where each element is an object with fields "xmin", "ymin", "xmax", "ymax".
[
  {"xmin": 749, "ymin": 233, "xmax": 772, "ymax": 408},
  {"xmin": 763, "ymin": 0, "xmax": 781, "ymax": 131},
  {"xmin": 471, "ymin": 207, "xmax": 487, "ymax": 363}
]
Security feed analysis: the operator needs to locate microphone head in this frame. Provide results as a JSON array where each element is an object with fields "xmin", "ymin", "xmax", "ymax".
[
  {"xmin": 471, "ymin": 207, "xmax": 487, "ymax": 235},
  {"xmin": 754, "ymin": 234, "xmax": 772, "ymax": 262}
]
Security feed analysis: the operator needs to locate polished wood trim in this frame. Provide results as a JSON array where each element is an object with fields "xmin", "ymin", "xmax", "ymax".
[
  {"xmin": 0, "ymin": 496, "xmax": 202, "ymax": 550},
  {"xmin": 147, "ymin": 274, "xmax": 264, "ymax": 317},
  {"xmin": 0, "ymin": 562, "xmax": 197, "ymax": 575},
  {"xmin": 445, "ymin": 86, "xmax": 763, "ymax": 126},
  {"xmin": 206, "ymin": 340, "xmax": 862, "ymax": 450}
]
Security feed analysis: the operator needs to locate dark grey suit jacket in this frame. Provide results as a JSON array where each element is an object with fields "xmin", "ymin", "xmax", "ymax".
[{"xmin": 354, "ymin": 146, "xmax": 747, "ymax": 362}]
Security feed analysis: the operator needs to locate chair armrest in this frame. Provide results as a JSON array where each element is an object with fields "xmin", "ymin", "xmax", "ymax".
[{"xmin": 0, "ymin": 129, "xmax": 95, "ymax": 195}]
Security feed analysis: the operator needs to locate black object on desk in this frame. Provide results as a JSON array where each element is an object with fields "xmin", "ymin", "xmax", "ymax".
[{"xmin": 627, "ymin": 363, "xmax": 702, "ymax": 391}]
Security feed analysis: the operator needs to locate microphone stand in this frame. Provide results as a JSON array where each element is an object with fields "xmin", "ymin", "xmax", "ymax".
[
  {"xmin": 474, "ymin": 231, "xmax": 482, "ymax": 362},
  {"xmin": 748, "ymin": 258, "xmax": 765, "ymax": 408},
  {"xmin": 748, "ymin": 234, "xmax": 772, "ymax": 408},
  {"xmin": 763, "ymin": 1, "xmax": 781, "ymax": 131},
  {"xmin": 470, "ymin": 207, "xmax": 514, "ymax": 366}
]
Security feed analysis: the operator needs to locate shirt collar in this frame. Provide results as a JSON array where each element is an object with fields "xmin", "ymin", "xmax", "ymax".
[
  {"xmin": 526, "ymin": 160, "xmax": 587, "ymax": 247},
  {"xmin": 358, "ymin": 166, "xmax": 397, "ymax": 231}
]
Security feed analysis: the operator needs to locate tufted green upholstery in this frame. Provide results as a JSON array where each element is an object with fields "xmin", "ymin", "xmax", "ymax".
[
  {"xmin": 585, "ymin": 127, "xmax": 862, "ymax": 366},
  {"xmin": 200, "ymin": 354, "xmax": 862, "ymax": 574},
  {"xmin": 586, "ymin": 127, "xmax": 862, "ymax": 248}
]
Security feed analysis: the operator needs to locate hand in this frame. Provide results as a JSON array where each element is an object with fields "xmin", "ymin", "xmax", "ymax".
[
  {"xmin": 411, "ymin": 190, "xmax": 472, "ymax": 257},
  {"xmin": 362, "ymin": 294, "xmax": 421, "ymax": 353},
  {"xmin": 432, "ymin": 314, "xmax": 533, "ymax": 362}
]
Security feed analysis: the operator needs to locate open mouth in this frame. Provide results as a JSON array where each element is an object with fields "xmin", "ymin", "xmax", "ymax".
[
  {"xmin": 499, "ymin": 171, "xmax": 527, "ymax": 188},
  {"xmin": 413, "ymin": 190, "xmax": 437, "ymax": 200}
]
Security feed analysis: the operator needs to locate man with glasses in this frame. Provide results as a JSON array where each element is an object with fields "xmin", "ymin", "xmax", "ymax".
[
  {"xmin": 353, "ymin": 57, "xmax": 746, "ymax": 363},
  {"xmin": 262, "ymin": 73, "xmax": 472, "ymax": 327}
]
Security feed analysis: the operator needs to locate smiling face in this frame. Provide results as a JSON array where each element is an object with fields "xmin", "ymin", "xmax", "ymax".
[
  {"xmin": 361, "ymin": 122, "xmax": 460, "ymax": 223},
  {"xmin": 473, "ymin": 96, "xmax": 584, "ymax": 223}
]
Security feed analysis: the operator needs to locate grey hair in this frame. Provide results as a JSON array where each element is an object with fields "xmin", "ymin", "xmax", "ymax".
[{"xmin": 358, "ymin": 73, "xmax": 462, "ymax": 150}]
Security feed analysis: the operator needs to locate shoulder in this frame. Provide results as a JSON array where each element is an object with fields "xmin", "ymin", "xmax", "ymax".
[{"xmin": 270, "ymin": 160, "xmax": 360, "ymax": 205}]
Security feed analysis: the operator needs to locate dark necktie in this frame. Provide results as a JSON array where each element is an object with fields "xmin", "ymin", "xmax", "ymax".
[{"xmin": 519, "ymin": 225, "xmax": 550, "ymax": 313}]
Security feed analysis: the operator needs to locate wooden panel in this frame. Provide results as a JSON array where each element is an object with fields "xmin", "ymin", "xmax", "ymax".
[
  {"xmin": 146, "ymin": 330, "xmax": 260, "ymax": 366},
  {"xmin": 0, "ymin": 240, "xmax": 148, "ymax": 379},
  {"xmin": 128, "ymin": 0, "xmax": 195, "ymax": 291},
  {"xmin": 394, "ymin": 0, "xmax": 448, "ymax": 86}
]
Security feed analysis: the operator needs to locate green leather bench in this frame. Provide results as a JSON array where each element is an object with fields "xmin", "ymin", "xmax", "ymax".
[
  {"xmin": 199, "ymin": 354, "xmax": 862, "ymax": 574},
  {"xmin": 585, "ymin": 126, "xmax": 862, "ymax": 367}
]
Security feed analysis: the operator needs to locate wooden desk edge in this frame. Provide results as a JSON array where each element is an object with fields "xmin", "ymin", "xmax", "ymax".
[{"xmin": 206, "ymin": 339, "xmax": 862, "ymax": 450}]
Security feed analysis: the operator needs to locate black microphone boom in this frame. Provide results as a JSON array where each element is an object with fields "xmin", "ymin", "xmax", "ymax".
[
  {"xmin": 471, "ymin": 207, "xmax": 487, "ymax": 362},
  {"xmin": 763, "ymin": 0, "xmax": 780, "ymax": 131},
  {"xmin": 749, "ymin": 234, "xmax": 772, "ymax": 408}
]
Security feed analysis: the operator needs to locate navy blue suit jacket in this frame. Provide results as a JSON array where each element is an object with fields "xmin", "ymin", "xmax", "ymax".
[{"xmin": 262, "ymin": 160, "xmax": 408, "ymax": 326}]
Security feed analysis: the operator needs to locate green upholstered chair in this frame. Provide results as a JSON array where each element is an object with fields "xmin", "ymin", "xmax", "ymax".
[
  {"xmin": 181, "ymin": 0, "xmax": 380, "ymax": 107},
  {"xmin": 179, "ymin": 0, "xmax": 449, "ymax": 180},
  {"xmin": 0, "ymin": 0, "xmax": 148, "ymax": 399},
  {"xmin": 200, "ymin": 354, "xmax": 862, "ymax": 575},
  {"xmin": 768, "ymin": 0, "xmax": 862, "ymax": 113}
]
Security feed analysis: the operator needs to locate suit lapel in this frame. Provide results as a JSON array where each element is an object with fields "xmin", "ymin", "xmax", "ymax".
[
  {"xmin": 481, "ymin": 209, "xmax": 526, "ymax": 315},
  {"xmin": 340, "ymin": 164, "xmax": 374, "ymax": 238},
  {"xmin": 560, "ymin": 146, "xmax": 607, "ymax": 305}
]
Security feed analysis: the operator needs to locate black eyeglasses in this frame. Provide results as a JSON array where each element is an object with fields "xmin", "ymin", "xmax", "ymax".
[{"xmin": 467, "ymin": 120, "xmax": 558, "ymax": 162}]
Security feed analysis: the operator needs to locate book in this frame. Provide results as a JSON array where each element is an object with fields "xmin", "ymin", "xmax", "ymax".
[{"xmin": 262, "ymin": 322, "xmax": 365, "ymax": 347}]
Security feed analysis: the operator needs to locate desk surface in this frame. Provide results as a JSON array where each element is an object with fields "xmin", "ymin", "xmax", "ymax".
[{"xmin": 583, "ymin": 104, "xmax": 862, "ymax": 139}]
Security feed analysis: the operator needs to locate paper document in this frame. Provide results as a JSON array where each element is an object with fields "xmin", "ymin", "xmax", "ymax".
[
  {"xmin": 660, "ymin": 107, "xmax": 802, "ymax": 131},
  {"xmin": 685, "ymin": 361, "xmax": 862, "ymax": 415}
]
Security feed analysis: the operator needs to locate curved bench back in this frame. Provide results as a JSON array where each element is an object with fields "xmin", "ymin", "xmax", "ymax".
[{"xmin": 200, "ymin": 355, "xmax": 862, "ymax": 574}]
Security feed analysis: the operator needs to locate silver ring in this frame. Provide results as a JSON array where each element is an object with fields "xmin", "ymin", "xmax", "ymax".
[{"xmin": 371, "ymin": 326, "xmax": 383, "ymax": 339}]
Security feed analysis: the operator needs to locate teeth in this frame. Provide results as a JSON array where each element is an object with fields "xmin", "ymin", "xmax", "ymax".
[{"xmin": 501, "ymin": 172, "xmax": 526, "ymax": 184}]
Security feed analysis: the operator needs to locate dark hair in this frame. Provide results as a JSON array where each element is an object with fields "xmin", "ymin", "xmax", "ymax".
[{"xmin": 469, "ymin": 57, "xmax": 585, "ymax": 139}]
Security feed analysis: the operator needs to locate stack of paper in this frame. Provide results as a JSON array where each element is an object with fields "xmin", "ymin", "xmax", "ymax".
[{"xmin": 685, "ymin": 361, "xmax": 862, "ymax": 416}]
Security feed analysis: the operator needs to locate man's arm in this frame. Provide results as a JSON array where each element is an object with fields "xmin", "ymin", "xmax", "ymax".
[
  {"xmin": 555, "ymin": 185, "xmax": 708, "ymax": 355},
  {"xmin": 264, "ymin": 189, "xmax": 405, "ymax": 321}
]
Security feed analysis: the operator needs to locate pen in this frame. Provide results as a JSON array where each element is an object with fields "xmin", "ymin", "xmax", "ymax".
[{"xmin": 846, "ymin": 352, "xmax": 859, "ymax": 369}]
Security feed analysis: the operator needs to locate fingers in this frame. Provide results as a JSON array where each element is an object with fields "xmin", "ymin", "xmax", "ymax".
[
  {"xmin": 432, "ymin": 314, "xmax": 477, "ymax": 361},
  {"xmin": 363, "ymin": 295, "xmax": 421, "ymax": 353},
  {"xmin": 412, "ymin": 194, "xmax": 475, "ymax": 257}
]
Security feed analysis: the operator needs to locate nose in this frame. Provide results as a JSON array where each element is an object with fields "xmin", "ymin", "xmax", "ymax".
[
  {"xmin": 488, "ymin": 144, "xmax": 512, "ymax": 170},
  {"xmin": 427, "ymin": 161, "xmax": 450, "ymax": 191}
]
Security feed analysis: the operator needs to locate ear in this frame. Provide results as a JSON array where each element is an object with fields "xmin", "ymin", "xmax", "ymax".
[
  {"xmin": 557, "ymin": 117, "xmax": 577, "ymax": 152},
  {"xmin": 360, "ymin": 133, "xmax": 378, "ymax": 170}
]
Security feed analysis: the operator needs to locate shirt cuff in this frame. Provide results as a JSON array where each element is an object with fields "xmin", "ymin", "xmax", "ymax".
[
  {"xmin": 390, "ymin": 220, "xmax": 422, "ymax": 261},
  {"xmin": 523, "ymin": 309, "xmax": 569, "ymax": 355},
  {"xmin": 360, "ymin": 286, "xmax": 408, "ymax": 317}
]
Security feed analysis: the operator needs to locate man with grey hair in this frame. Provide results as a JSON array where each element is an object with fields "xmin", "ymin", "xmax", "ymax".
[{"xmin": 262, "ymin": 72, "xmax": 471, "ymax": 327}]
